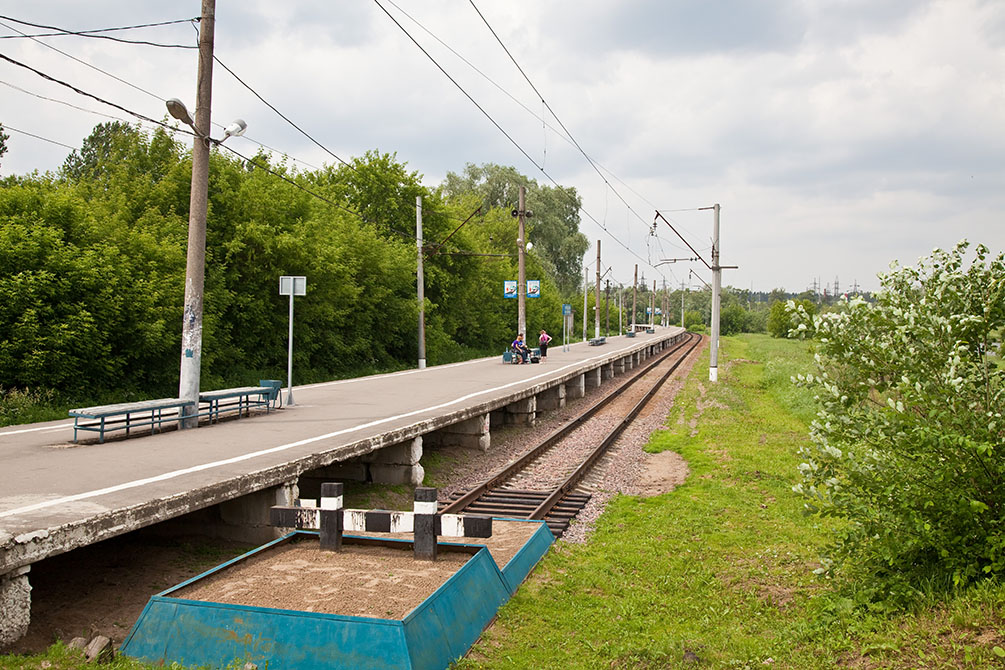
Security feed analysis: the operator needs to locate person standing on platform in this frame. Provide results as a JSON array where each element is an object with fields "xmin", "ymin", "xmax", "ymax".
[
  {"xmin": 511, "ymin": 333, "xmax": 530, "ymax": 364},
  {"xmin": 538, "ymin": 329, "xmax": 552, "ymax": 362}
]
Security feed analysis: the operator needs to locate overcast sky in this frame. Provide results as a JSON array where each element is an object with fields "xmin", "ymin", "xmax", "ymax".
[{"xmin": 2, "ymin": 1, "xmax": 1003, "ymax": 294}]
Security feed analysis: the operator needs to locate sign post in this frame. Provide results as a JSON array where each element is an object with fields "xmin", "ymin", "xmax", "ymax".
[
  {"xmin": 279, "ymin": 275, "xmax": 306, "ymax": 406},
  {"xmin": 562, "ymin": 303, "xmax": 572, "ymax": 352}
]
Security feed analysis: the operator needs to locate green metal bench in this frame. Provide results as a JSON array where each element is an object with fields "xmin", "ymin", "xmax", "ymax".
[
  {"xmin": 70, "ymin": 398, "xmax": 194, "ymax": 444},
  {"xmin": 589, "ymin": 337, "xmax": 606, "ymax": 346},
  {"xmin": 198, "ymin": 385, "xmax": 276, "ymax": 424}
]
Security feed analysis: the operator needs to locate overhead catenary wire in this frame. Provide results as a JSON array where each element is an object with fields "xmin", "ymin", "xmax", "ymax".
[
  {"xmin": 386, "ymin": 0, "xmax": 694, "ymax": 254},
  {"xmin": 373, "ymin": 0, "xmax": 668, "ymax": 281},
  {"xmin": 467, "ymin": 1, "xmax": 673, "ymax": 253}
]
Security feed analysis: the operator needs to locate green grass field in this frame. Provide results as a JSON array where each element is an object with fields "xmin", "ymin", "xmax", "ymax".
[{"xmin": 454, "ymin": 334, "xmax": 1005, "ymax": 670}]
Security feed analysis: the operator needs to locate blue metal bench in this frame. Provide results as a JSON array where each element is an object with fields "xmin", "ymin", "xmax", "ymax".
[
  {"xmin": 589, "ymin": 337, "xmax": 606, "ymax": 346},
  {"xmin": 70, "ymin": 398, "xmax": 194, "ymax": 444},
  {"xmin": 198, "ymin": 385, "xmax": 276, "ymax": 424}
]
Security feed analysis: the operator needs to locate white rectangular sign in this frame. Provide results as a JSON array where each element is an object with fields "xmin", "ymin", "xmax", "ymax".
[{"xmin": 279, "ymin": 275, "xmax": 307, "ymax": 296}]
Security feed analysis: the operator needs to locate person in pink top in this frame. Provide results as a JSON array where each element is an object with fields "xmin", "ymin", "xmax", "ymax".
[{"xmin": 538, "ymin": 329, "xmax": 552, "ymax": 362}]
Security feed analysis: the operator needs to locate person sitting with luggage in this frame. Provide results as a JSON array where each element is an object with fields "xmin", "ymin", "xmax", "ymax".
[{"xmin": 511, "ymin": 333, "xmax": 531, "ymax": 364}]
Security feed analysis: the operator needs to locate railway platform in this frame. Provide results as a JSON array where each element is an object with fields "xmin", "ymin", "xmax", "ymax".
[{"xmin": 0, "ymin": 327, "xmax": 686, "ymax": 646}]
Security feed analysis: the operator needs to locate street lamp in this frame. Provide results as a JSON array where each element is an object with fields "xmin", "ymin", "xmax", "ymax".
[{"xmin": 166, "ymin": 98, "xmax": 246, "ymax": 144}]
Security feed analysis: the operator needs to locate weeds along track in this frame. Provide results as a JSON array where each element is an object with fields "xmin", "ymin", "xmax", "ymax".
[{"xmin": 441, "ymin": 333, "xmax": 703, "ymax": 537}]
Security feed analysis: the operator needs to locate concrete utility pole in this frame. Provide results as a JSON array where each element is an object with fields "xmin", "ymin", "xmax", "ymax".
[
  {"xmin": 416, "ymin": 196, "xmax": 426, "ymax": 369},
  {"xmin": 178, "ymin": 0, "xmax": 216, "ymax": 428},
  {"xmin": 708, "ymin": 203, "xmax": 721, "ymax": 382},
  {"xmin": 631, "ymin": 264, "xmax": 638, "ymax": 332},
  {"xmin": 582, "ymin": 267, "xmax": 589, "ymax": 342},
  {"xmin": 594, "ymin": 240, "xmax": 601, "ymax": 339},
  {"xmin": 516, "ymin": 186, "xmax": 527, "ymax": 338},
  {"xmin": 681, "ymin": 279, "xmax": 685, "ymax": 328},
  {"xmin": 611, "ymin": 285, "xmax": 619, "ymax": 333},
  {"xmin": 651, "ymin": 281, "xmax": 656, "ymax": 327},
  {"xmin": 605, "ymin": 279, "xmax": 611, "ymax": 336}
]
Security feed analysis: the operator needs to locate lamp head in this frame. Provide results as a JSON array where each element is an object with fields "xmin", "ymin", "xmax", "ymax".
[
  {"xmin": 223, "ymin": 119, "xmax": 247, "ymax": 140},
  {"xmin": 165, "ymin": 98, "xmax": 194, "ymax": 126}
]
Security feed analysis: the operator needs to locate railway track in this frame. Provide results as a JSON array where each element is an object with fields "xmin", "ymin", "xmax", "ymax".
[{"xmin": 440, "ymin": 332, "xmax": 703, "ymax": 537}]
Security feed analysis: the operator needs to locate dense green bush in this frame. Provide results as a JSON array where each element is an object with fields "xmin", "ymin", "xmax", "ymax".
[
  {"xmin": 792, "ymin": 241, "xmax": 1005, "ymax": 593},
  {"xmin": 0, "ymin": 123, "xmax": 575, "ymax": 415}
]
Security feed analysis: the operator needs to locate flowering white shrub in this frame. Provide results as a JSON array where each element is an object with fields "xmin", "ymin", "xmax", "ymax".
[{"xmin": 791, "ymin": 241, "xmax": 1004, "ymax": 589}]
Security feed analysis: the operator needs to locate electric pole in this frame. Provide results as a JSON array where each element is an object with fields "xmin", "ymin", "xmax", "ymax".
[
  {"xmin": 680, "ymin": 279, "xmax": 685, "ymax": 328},
  {"xmin": 416, "ymin": 196, "xmax": 426, "ymax": 369},
  {"xmin": 705, "ymin": 204, "xmax": 723, "ymax": 382},
  {"xmin": 605, "ymin": 279, "xmax": 611, "ymax": 336},
  {"xmin": 516, "ymin": 186, "xmax": 527, "ymax": 338},
  {"xmin": 631, "ymin": 264, "xmax": 638, "ymax": 332},
  {"xmin": 582, "ymin": 267, "xmax": 589, "ymax": 342},
  {"xmin": 178, "ymin": 0, "xmax": 216, "ymax": 428},
  {"xmin": 595, "ymin": 240, "xmax": 601, "ymax": 339}
]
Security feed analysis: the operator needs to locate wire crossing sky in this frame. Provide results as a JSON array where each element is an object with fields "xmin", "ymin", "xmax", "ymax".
[{"xmin": 1, "ymin": 0, "xmax": 1003, "ymax": 293}]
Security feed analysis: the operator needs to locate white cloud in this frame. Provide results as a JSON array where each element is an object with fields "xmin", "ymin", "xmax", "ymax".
[{"xmin": 0, "ymin": 0, "xmax": 1002, "ymax": 294}]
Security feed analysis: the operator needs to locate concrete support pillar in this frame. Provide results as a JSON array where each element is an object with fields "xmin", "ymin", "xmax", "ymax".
[
  {"xmin": 585, "ymin": 367, "xmax": 602, "ymax": 390},
  {"xmin": 424, "ymin": 415, "xmax": 490, "ymax": 452},
  {"xmin": 566, "ymin": 373, "xmax": 586, "ymax": 400},
  {"xmin": 633, "ymin": 352, "xmax": 640, "ymax": 367},
  {"xmin": 367, "ymin": 436, "xmax": 425, "ymax": 485},
  {"xmin": 218, "ymin": 480, "xmax": 300, "ymax": 544},
  {"xmin": 504, "ymin": 396, "xmax": 537, "ymax": 426},
  {"xmin": 602, "ymin": 362, "xmax": 614, "ymax": 381},
  {"xmin": 537, "ymin": 384, "xmax": 566, "ymax": 411},
  {"xmin": 615, "ymin": 357, "xmax": 625, "ymax": 375},
  {"xmin": 0, "ymin": 565, "xmax": 30, "ymax": 647}
]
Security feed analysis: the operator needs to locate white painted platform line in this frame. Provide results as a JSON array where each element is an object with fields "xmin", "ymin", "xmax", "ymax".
[
  {"xmin": 0, "ymin": 334, "xmax": 680, "ymax": 519},
  {"xmin": 0, "ymin": 423, "xmax": 73, "ymax": 437}
]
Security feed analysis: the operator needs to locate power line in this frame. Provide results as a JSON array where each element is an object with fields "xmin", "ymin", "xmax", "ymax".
[
  {"xmin": 386, "ymin": 0, "xmax": 684, "ymax": 249},
  {"xmin": 467, "ymin": 1, "xmax": 662, "ymax": 251},
  {"xmin": 3, "ymin": 124, "xmax": 76, "ymax": 150},
  {"xmin": 373, "ymin": 0, "xmax": 668, "ymax": 281},
  {"xmin": 0, "ymin": 13, "xmax": 198, "ymax": 48},
  {"xmin": 213, "ymin": 55, "xmax": 352, "ymax": 169},
  {"xmin": 0, "ymin": 52, "xmax": 197, "ymax": 138},
  {"xmin": 0, "ymin": 18, "xmax": 167, "ymax": 102}
]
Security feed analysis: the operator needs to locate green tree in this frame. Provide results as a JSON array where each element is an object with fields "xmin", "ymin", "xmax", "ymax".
[
  {"xmin": 442, "ymin": 163, "xmax": 589, "ymax": 294},
  {"xmin": 793, "ymin": 241, "xmax": 1005, "ymax": 593}
]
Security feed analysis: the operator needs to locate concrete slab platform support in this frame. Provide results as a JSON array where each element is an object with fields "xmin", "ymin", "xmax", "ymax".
[
  {"xmin": 367, "ymin": 436, "xmax": 425, "ymax": 486},
  {"xmin": 601, "ymin": 362, "xmax": 614, "ymax": 381},
  {"xmin": 217, "ymin": 480, "xmax": 300, "ymax": 545},
  {"xmin": 503, "ymin": 397, "xmax": 537, "ymax": 426},
  {"xmin": 537, "ymin": 383, "xmax": 566, "ymax": 411},
  {"xmin": 0, "ymin": 566, "xmax": 30, "ymax": 648},
  {"xmin": 425, "ymin": 415, "xmax": 490, "ymax": 452},
  {"xmin": 566, "ymin": 373, "xmax": 586, "ymax": 400},
  {"xmin": 308, "ymin": 460, "xmax": 369, "ymax": 483},
  {"xmin": 615, "ymin": 358, "xmax": 625, "ymax": 375},
  {"xmin": 585, "ymin": 367, "xmax": 602, "ymax": 390},
  {"xmin": 633, "ymin": 352, "xmax": 640, "ymax": 367}
]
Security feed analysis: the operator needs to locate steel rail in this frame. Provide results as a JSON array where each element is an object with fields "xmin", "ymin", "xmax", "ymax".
[
  {"xmin": 528, "ymin": 333, "xmax": 703, "ymax": 521},
  {"xmin": 439, "ymin": 332, "xmax": 694, "ymax": 516}
]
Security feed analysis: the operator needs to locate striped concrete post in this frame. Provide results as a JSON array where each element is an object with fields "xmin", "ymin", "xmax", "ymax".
[
  {"xmin": 319, "ymin": 482, "xmax": 344, "ymax": 552},
  {"xmin": 413, "ymin": 487, "xmax": 438, "ymax": 561}
]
